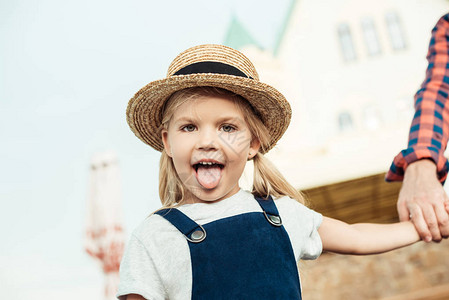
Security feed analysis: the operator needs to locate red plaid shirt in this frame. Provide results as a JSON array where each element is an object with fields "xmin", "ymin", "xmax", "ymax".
[{"xmin": 386, "ymin": 14, "xmax": 449, "ymax": 183}]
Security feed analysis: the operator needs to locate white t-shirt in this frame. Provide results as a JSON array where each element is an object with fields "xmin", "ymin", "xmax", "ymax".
[{"xmin": 117, "ymin": 189, "xmax": 323, "ymax": 300}]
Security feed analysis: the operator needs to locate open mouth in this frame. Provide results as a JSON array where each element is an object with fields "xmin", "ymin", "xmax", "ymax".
[
  {"xmin": 193, "ymin": 161, "xmax": 225, "ymax": 171},
  {"xmin": 192, "ymin": 161, "xmax": 225, "ymax": 189}
]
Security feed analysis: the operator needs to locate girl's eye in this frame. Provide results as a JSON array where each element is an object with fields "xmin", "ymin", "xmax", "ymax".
[
  {"xmin": 182, "ymin": 124, "xmax": 196, "ymax": 132},
  {"xmin": 221, "ymin": 124, "xmax": 236, "ymax": 133}
]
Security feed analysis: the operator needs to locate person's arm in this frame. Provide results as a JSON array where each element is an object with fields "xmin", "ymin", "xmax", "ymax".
[
  {"xmin": 386, "ymin": 14, "xmax": 449, "ymax": 183},
  {"xmin": 386, "ymin": 14, "xmax": 449, "ymax": 241},
  {"xmin": 318, "ymin": 216, "xmax": 420, "ymax": 255}
]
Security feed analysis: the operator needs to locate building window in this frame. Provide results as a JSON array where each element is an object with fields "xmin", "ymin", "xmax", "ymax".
[
  {"xmin": 361, "ymin": 18, "xmax": 381, "ymax": 56},
  {"xmin": 338, "ymin": 112, "xmax": 354, "ymax": 132},
  {"xmin": 338, "ymin": 24, "xmax": 357, "ymax": 61},
  {"xmin": 386, "ymin": 12, "xmax": 406, "ymax": 50}
]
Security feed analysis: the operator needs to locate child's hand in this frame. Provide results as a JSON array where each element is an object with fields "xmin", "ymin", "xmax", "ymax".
[{"xmin": 445, "ymin": 200, "xmax": 449, "ymax": 214}]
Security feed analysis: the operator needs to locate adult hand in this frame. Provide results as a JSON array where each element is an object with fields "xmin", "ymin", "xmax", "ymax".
[{"xmin": 397, "ymin": 159, "xmax": 449, "ymax": 242}]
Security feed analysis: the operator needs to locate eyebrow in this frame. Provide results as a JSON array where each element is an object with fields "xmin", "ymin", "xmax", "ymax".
[
  {"xmin": 172, "ymin": 116, "xmax": 195, "ymax": 124},
  {"xmin": 172, "ymin": 115, "xmax": 244, "ymax": 125}
]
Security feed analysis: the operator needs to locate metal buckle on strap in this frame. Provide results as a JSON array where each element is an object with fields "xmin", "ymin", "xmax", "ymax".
[
  {"xmin": 263, "ymin": 211, "xmax": 282, "ymax": 227},
  {"xmin": 185, "ymin": 223, "xmax": 207, "ymax": 243}
]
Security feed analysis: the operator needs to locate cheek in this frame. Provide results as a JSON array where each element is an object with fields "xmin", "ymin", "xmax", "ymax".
[
  {"xmin": 171, "ymin": 149, "xmax": 190, "ymax": 169},
  {"xmin": 171, "ymin": 155, "xmax": 196, "ymax": 186},
  {"xmin": 177, "ymin": 170, "xmax": 195, "ymax": 184},
  {"xmin": 222, "ymin": 147, "xmax": 250, "ymax": 175},
  {"xmin": 169, "ymin": 132, "xmax": 194, "ymax": 152},
  {"xmin": 221, "ymin": 130, "xmax": 252, "ymax": 150}
]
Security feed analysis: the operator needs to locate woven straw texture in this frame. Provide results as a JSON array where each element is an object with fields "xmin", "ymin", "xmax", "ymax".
[{"xmin": 126, "ymin": 44, "xmax": 291, "ymax": 153}]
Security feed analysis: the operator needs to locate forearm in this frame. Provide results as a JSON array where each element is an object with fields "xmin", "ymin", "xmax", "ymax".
[
  {"xmin": 347, "ymin": 222, "xmax": 420, "ymax": 255},
  {"xmin": 319, "ymin": 217, "xmax": 420, "ymax": 255}
]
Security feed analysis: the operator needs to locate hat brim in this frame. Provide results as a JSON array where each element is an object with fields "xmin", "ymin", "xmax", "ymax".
[{"xmin": 126, "ymin": 73, "xmax": 291, "ymax": 153}]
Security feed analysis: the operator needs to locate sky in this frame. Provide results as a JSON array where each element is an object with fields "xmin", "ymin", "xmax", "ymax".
[{"xmin": 0, "ymin": 0, "xmax": 292, "ymax": 298}]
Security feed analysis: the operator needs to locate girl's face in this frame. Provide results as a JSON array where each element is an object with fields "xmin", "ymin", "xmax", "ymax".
[{"xmin": 162, "ymin": 95, "xmax": 260, "ymax": 204}]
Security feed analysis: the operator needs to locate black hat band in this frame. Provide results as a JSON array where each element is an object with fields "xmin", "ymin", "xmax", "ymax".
[{"xmin": 173, "ymin": 61, "xmax": 253, "ymax": 79}]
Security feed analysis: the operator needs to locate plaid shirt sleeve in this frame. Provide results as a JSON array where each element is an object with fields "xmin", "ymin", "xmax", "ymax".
[{"xmin": 386, "ymin": 13, "xmax": 449, "ymax": 183}]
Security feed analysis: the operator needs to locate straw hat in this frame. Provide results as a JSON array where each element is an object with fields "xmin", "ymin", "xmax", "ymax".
[{"xmin": 126, "ymin": 44, "xmax": 291, "ymax": 153}]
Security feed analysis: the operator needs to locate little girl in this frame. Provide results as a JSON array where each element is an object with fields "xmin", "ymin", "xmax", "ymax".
[{"xmin": 118, "ymin": 44, "xmax": 449, "ymax": 300}]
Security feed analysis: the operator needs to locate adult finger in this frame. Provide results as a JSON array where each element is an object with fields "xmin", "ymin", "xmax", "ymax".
[
  {"xmin": 409, "ymin": 205, "xmax": 432, "ymax": 242},
  {"xmin": 420, "ymin": 203, "xmax": 442, "ymax": 242},
  {"xmin": 397, "ymin": 199, "xmax": 411, "ymax": 222},
  {"xmin": 434, "ymin": 200, "xmax": 449, "ymax": 238}
]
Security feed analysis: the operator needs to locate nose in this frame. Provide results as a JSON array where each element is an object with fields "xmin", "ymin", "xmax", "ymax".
[{"xmin": 196, "ymin": 127, "xmax": 218, "ymax": 151}]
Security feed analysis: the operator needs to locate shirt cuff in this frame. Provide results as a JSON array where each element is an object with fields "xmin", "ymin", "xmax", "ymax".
[{"xmin": 385, "ymin": 146, "xmax": 448, "ymax": 183}]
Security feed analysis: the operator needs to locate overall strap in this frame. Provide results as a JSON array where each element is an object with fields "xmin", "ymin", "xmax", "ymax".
[
  {"xmin": 254, "ymin": 195, "xmax": 283, "ymax": 226},
  {"xmin": 155, "ymin": 208, "xmax": 206, "ymax": 243}
]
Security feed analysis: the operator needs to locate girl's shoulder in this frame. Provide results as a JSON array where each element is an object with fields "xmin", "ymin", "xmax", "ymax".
[
  {"xmin": 274, "ymin": 195, "xmax": 323, "ymax": 228},
  {"xmin": 273, "ymin": 195, "xmax": 313, "ymax": 212},
  {"xmin": 132, "ymin": 213, "xmax": 178, "ymax": 241},
  {"xmin": 274, "ymin": 195, "xmax": 323, "ymax": 259}
]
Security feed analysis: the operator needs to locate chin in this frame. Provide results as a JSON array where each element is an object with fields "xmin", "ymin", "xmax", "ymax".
[
  {"xmin": 185, "ymin": 185, "xmax": 228, "ymax": 203},
  {"xmin": 193, "ymin": 189, "xmax": 224, "ymax": 202}
]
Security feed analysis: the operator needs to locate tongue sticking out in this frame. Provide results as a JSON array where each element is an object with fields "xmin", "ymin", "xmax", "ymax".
[{"xmin": 195, "ymin": 165, "xmax": 222, "ymax": 189}]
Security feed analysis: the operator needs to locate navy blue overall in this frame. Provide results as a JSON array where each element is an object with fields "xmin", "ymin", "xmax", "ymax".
[{"xmin": 155, "ymin": 195, "xmax": 302, "ymax": 300}]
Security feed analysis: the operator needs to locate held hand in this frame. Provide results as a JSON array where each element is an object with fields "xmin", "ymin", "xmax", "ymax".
[{"xmin": 398, "ymin": 160, "xmax": 449, "ymax": 242}]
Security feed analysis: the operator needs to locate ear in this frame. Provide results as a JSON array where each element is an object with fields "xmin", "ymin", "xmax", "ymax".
[
  {"xmin": 161, "ymin": 129, "xmax": 172, "ymax": 157},
  {"xmin": 248, "ymin": 138, "xmax": 261, "ymax": 160}
]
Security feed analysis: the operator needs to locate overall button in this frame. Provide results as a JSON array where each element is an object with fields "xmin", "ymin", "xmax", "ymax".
[
  {"xmin": 191, "ymin": 230, "xmax": 205, "ymax": 241},
  {"xmin": 263, "ymin": 211, "xmax": 282, "ymax": 226},
  {"xmin": 269, "ymin": 215, "xmax": 281, "ymax": 225},
  {"xmin": 185, "ymin": 224, "xmax": 207, "ymax": 243}
]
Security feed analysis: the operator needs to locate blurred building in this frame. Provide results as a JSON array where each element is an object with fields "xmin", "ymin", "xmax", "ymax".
[
  {"xmin": 229, "ymin": 0, "xmax": 448, "ymax": 188},
  {"xmin": 226, "ymin": 0, "xmax": 449, "ymax": 299}
]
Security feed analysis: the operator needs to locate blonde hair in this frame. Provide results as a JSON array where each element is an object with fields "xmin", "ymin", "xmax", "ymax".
[{"xmin": 158, "ymin": 87, "xmax": 305, "ymax": 207}]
